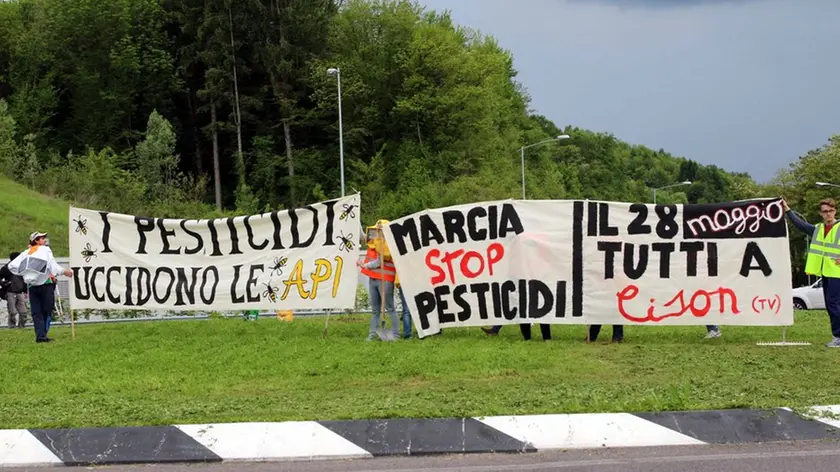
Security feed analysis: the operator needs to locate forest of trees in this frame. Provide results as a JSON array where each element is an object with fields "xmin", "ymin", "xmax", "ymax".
[{"xmin": 0, "ymin": 0, "xmax": 837, "ymax": 283}]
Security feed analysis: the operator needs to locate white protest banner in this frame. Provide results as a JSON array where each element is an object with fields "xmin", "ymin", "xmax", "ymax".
[
  {"xmin": 68, "ymin": 194, "xmax": 361, "ymax": 311},
  {"xmin": 383, "ymin": 198, "xmax": 792, "ymax": 337}
]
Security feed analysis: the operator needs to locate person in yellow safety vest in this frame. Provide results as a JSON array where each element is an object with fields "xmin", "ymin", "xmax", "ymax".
[
  {"xmin": 784, "ymin": 197, "xmax": 840, "ymax": 348},
  {"xmin": 394, "ymin": 272, "xmax": 412, "ymax": 339},
  {"xmin": 356, "ymin": 219, "xmax": 399, "ymax": 341}
]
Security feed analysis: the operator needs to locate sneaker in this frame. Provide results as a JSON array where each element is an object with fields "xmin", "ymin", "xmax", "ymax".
[
  {"xmin": 825, "ymin": 337, "xmax": 840, "ymax": 348},
  {"xmin": 705, "ymin": 330, "xmax": 722, "ymax": 339},
  {"xmin": 482, "ymin": 327, "xmax": 498, "ymax": 336},
  {"xmin": 365, "ymin": 334, "xmax": 376, "ymax": 342}
]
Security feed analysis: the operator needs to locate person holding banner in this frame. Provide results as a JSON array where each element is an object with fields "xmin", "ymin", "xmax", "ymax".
[
  {"xmin": 357, "ymin": 220, "xmax": 400, "ymax": 341},
  {"xmin": 784, "ymin": 198, "xmax": 840, "ymax": 348},
  {"xmin": 520, "ymin": 323, "xmax": 551, "ymax": 341},
  {"xmin": 482, "ymin": 325, "xmax": 502, "ymax": 336},
  {"xmin": 481, "ymin": 324, "xmax": 551, "ymax": 340},
  {"xmin": 587, "ymin": 324, "xmax": 623, "ymax": 344},
  {"xmin": 7, "ymin": 232, "xmax": 73, "ymax": 343},
  {"xmin": 395, "ymin": 273, "xmax": 412, "ymax": 339},
  {"xmin": 476, "ymin": 232, "xmax": 550, "ymax": 340}
]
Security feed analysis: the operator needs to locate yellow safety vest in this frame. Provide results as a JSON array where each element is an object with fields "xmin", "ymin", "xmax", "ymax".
[{"xmin": 805, "ymin": 222, "xmax": 840, "ymax": 277}]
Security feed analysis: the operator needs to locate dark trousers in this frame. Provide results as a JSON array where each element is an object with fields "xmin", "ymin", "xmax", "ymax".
[
  {"xmin": 520, "ymin": 323, "xmax": 551, "ymax": 340},
  {"xmin": 28, "ymin": 283, "xmax": 55, "ymax": 341},
  {"xmin": 822, "ymin": 277, "xmax": 840, "ymax": 338},
  {"xmin": 589, "ymin": 324, "xmax": 623, "ymax": 342}
]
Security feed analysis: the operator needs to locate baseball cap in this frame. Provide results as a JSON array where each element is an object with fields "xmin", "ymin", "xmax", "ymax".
[{"xmin": 29, "ymin": 231, "xmax": 48, "ymax": 243}]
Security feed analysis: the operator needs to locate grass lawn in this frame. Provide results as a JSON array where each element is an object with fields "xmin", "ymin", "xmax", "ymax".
[
  {"xmin": 0, "ymin": 311, "xmax": 838, "ymax": 429},
  {"xmin": 0, "ymin": 175, "xmax": 70, "ymax": 257}
]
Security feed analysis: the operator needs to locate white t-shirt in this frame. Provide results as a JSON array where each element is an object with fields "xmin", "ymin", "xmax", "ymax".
[{"xmin": 8, "ymin": 245, "xmax": 65, "ymax": 287}]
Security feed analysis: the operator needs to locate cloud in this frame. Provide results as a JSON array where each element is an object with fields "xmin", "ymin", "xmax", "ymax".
[{"xmin": 420, "ymin": 0, "xmax": 840, "ymax": 182}]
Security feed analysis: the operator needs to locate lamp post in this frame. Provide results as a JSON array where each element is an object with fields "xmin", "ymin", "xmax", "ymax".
[
  {"xmin": 652, "ymin": 180, "xmax": 692, "ymax": 204},
  {"xmin": 816, "ymin": 181, "xmax": 840, "ymax": 189},
  {"xmin": 521, "ymin": 135, "xmax": 570, "ymax": 199},
  {"xmin": 327, "ymin": 67, "xmax": 345, "ymax": 197}
]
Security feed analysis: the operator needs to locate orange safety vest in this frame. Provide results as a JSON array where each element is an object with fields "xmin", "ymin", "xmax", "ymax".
[{"xmin": 360, "ymin": 248, "xmax": 396, "ymax": 282}]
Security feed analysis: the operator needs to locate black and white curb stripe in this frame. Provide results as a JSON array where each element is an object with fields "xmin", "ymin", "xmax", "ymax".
[{"xmin": 1, "ymin": 406, "xmax": 839, "ymax": 467}]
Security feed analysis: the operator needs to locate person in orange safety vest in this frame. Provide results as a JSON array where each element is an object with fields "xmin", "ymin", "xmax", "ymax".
[{"xmin": 356, "ymin": 220, "xmax": 399, "ymax": 341}]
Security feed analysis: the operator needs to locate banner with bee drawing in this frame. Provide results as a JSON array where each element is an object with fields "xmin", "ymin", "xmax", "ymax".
[{"xmin": 68, "ymin": 194, "xmax": 362, "ymax": 311}]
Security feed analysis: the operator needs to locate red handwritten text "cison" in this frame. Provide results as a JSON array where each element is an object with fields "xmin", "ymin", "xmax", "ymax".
[
  {"xmin": 685, "ymin": 200, "xmax": 785, "ymax": 237},
  {"xmin": 616, "ymin": 284, "xmax": 741, "ymax": 323}
]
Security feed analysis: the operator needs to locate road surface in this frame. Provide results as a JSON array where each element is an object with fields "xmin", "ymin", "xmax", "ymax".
[{"xmin": 7, "ymin": 441, "xmax": 840, "ymax": 472}]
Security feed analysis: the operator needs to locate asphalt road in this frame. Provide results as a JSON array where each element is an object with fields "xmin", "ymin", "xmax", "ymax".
[{"xmin": 9, "ymin": 441, "xmax": 840, "ymax": 472}]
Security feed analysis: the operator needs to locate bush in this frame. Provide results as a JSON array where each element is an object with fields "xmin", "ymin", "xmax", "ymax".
[{"xmin": 36, "ymin": 147, "xmax": 148, "ymax": 214}]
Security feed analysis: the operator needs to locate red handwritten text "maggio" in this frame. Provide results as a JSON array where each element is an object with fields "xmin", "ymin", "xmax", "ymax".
[
  {"xmin": 616, "ymin": 284, "xmax": 741, "ymax": 323},
  {"xmin": 426, "ymin": 243, "xmax": 505, "ymax": 286}
]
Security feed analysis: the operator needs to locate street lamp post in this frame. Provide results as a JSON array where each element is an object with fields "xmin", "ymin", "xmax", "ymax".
[
  {"xmin": 652, "ymin": 180, "xmax": 692, "ymax": 204},
  {"xmin": 327, "ymin": 67, "xmax": 345, "ymax": 197},
  {"xmin": 521, "ymin": 135, "xmax": 570, "ymax": 199}
]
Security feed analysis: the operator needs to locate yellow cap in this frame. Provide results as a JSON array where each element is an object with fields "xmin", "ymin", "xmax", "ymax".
[{"xmin": 366, "ymin": 219, "xmax": 391, "ymax": 258}]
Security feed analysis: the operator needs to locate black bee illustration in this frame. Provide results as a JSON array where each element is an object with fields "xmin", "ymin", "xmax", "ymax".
[
  {"xmin": 262, "ymin": 282, "xmax": 279, "ymax": 303},
  {"xmin": 336, "ymin": 231, "xmax": 355, "ymax": 252},
  {"xmin": 73, "ymin": 216, "xmax": 88, "ymax": 235},
  {"xmin": 269, "ymin": 256, "xmax": 288, "ymax": 276},
  {"xmin": 340, "ymin": 204, "xmax": 357, "ymax": 220},
  {"xmin": 80, "ymin": 242, "xmax": 97, "ymax": 263}
]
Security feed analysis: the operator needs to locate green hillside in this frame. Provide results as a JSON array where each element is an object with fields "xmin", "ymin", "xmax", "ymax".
[{"xmin": 0, "ymin": 175, "xmax": 69, "ymax": 257}]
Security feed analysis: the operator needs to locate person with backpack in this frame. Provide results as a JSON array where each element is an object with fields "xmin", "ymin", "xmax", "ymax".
[
  {"xmin": 7, "ymin": 232, "xmax": 73, "ymax": 342},
  {"xmin": 0, "ymin": 252, "xmax": 28, "ymax": 328}
]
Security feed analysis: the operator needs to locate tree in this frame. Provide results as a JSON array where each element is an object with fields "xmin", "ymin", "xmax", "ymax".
[
  {"xmin": 0, "ymin": 99, "xmax": 17, "ymax": 177},
  {"xmin": 254, "ymin": 0, "xmax": 337, "ymax": 206},
  {"xmin": 135, "ymin": 110, "xmax": 179, "ymax": 202},
  {"xmin": 0, "ymin": 1, "xmax": 17, "ymax": 100},
  {"xmin": 766, "ymin": 135, "xmax": 840, "ymax": 285},
  {"xmin": 5, "ymin": 0, "xmax": 177, "ymax": 153},
  {"xmin": 0, "ymin": 0, "xmax": 765, "ymax": 227}
]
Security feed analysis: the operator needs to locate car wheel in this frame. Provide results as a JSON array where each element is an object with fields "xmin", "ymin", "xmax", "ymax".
[{"xmin": 793, "ymin": 298, "xmax": 807, "ymax": 310}]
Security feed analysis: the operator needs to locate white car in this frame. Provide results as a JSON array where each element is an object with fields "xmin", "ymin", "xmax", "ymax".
[{"xmin": 792, "ymin": 278, "xmax": 824, "ymax": 310}]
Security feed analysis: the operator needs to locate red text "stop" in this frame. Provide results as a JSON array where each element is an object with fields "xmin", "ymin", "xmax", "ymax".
[{"xmin": 425, "ymin": 243, "xmax": 505, "ymax": 285}]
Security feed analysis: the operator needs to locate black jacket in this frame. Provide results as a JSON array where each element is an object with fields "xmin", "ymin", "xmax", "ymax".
[{"xmin": 0, "ymin": 263, "xmax": 26, "ymax": 295}]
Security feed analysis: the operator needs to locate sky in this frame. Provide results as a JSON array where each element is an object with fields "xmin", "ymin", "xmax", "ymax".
[{"xmin": 418, "ymin": 0, "xmax": 840, "ymax": 183}]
